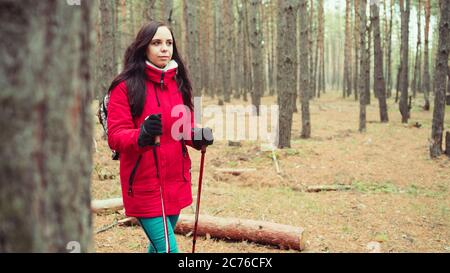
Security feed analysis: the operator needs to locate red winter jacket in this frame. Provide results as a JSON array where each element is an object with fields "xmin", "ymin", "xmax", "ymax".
[{"xmin": 107, "ymin": 60, "xmax": 194, "ymax": 218}]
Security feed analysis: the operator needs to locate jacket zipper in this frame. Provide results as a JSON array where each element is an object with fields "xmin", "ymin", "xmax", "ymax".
[
  {"xmin": 160, "ymin": 71, "xmax": 165, "ymax": 91},
  {"xmin": 153, "ymin": 83, "xmax": 160, "ymax": 107},
  {"xmin": 181, "ymin": 139, "xmax": 187, "ymax": 182},
  {"xmin": 127, "ymin": 154, "xmax": 142, "ymax": 196}
]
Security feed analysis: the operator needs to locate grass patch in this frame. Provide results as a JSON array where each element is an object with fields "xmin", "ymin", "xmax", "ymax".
[
  {"xmin": 353, "ymin": 180, "xmax": 399, "ymax": 194},
  {"xmin": 374, "ymin": 232, "xmax": 389, "ymax": 243}
]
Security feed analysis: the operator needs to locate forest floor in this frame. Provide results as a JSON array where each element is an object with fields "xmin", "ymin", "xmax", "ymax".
[{"xmin": 91, "ymin": 92, "xmax": 450, "ymax": 253}]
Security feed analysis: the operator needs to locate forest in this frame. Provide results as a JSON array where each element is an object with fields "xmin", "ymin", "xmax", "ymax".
[{"xmin": 0, "ymin": 0, "xmax": 449, "ymax": 254}]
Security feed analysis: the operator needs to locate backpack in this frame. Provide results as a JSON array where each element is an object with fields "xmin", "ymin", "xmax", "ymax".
[{"xmin": 97, "ymin": 93, "xmax": 120, "ymax": 160}]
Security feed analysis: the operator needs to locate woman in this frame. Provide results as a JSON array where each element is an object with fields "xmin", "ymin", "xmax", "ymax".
[{"xmin": 107, "ymin": 21, "xmax": 213, "ymax": 253}]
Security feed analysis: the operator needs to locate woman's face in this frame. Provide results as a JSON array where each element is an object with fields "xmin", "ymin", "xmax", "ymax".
[{"xmin": 146, "ymin": 26, "xmax": 173, "ymax": 68}]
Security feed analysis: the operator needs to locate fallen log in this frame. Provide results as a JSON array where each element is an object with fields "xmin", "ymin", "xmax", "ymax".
[
  {"xmin": 91, "ymin": 198, "xmax": 123, "ymax": 213},
  {"xmin": 214, "ymin": 168, "xmax": 257, "ymax": 176},
  {"xmin": 175, "ymin": 214, "xmax": 305, "ymax": 251},
  {"xmin": 112, "ymin": 214, "xmax": 305, "ymax": 251},
  {"xmin": 305, "ymin": 185, "xmax": 353, "ymax": 192}
]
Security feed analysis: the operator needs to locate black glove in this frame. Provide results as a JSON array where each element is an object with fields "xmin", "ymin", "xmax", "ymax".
[
  {"xmin": 138, "ymin": 114, "xmax": 162, "ymax": 147},
  {"xmin": 192, "ymin": 127, "xmax": 214, "ymax": 150}
]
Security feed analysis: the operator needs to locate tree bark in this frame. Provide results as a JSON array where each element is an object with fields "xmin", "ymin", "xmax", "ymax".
[
  {"xmin": 343, "ymin": 0, "xmax": 352, "ymax": 98},
  {"xmin": 299, "ymin": 0, "xmax": 311, "ymax": 138},
  {"xmin": 98, "ymin": 0, "xmax": 116, "ymax": 100},
  {"xmin": 371, "ymin": 2, "xmax": 388, "ymax": 122},
  {"xmin": 430, "ymin": 0, "xmax": 450, "ymax": 158},
  {"xmin": 175, "ymin": 214, "xmax": 306, "ymax": 251},
  {"xmin": 277, "ymin": 0, "xmax": 299, "ymax": 148},
  {"xmin": 0, "ymin": 0, "xmax": 93, "ymax": 252},
  {"xmin": 222, "ymin": 0, "xmax": 233, "ymax": 103},
  {"xmin": 399, "ymin": 0, "xmax": 410, "ymax": 123},
  {"xmin": 365, "ymin": 21, "xmax": 371, "ymax": 105},
  {"xmin": 445, "ymin": 131, "xmax": 450, "ymax": 157},
  {"xmin": 184, "ymin": 1, "xmax": 201, "ymax": 97},
  {"xmin": 317, "ymin": 0, "xmax": 325, "ymax": 97},
  {"xmin": 386, "ymin": 0, "xmax": 394, "ymax": 98},
  {"xmin": 358, "ymin": 0, "xmax": 367, "ymax": 132},
  {"xmin": 143, "ymin": 0, "xmax": 157, "ymax": 21},
  {"xmin": 249, "ymin": 0, "xmax": 265, "ymax": 115},
  {"xmin": 423, "ymin": 0, "xmax": 431, "ymax": 110},
  {"xmin": 353, "ymin": 0, "xmax": 360, "ymax": 101},
  {"xmin": 412, "ymin": 0, "xmax": 422, "ymax": 99}
]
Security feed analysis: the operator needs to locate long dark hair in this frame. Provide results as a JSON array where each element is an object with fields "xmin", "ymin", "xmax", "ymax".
[{"xmin": 108, "ymin": 21, "xmax": 193, "ymax": 118}]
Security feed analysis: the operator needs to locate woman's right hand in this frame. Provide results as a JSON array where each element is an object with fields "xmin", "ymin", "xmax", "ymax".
[{"xmin": 138, "ymin": 114, "xmax": 162, "ymax": 147}]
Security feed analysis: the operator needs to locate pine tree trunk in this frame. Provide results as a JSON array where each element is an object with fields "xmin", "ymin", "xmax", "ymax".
[
  {"xmin": 386, "ymin": 0, "xmax": 394, "ymax": 98},
  {"xmin": 343, "ymin": 0, "xmax": 352, "ymax": 98},
  {"xmin": 353, "ymin": 0, "xmax": 360, "ymax": 101},
  {"xmin": 371, "ymin": 2, "xmax": 389, "ymax": 122},
  {"xmin": 162, "ymin": 0, "xmax": 173, "ymax": 25},
  {"xmin": 249, "ymin": 0, "xmax": 264, "ymax": 115},
  {"xmin": 277, "ymin": 0, "xmax": 298, "ymax": 148},
  {"xmin": 243, "ymin": 0, "xmax": 251, "ymax": 102},
  {"xmin": 365, "ymin": 22, "xmax": 372, "ymax": 105},
  {"xmin": 309, "ymin": 0, "xmax": 315, "ymax": 99},
  {"xmin": 299, "ymin": 0, "xmax": 311, "ymax": 138},
  {"xmin": 430, "ymin": 0, "xmax": 450, "ymax": 158},
  {"xmin": 399, "ymin": 0, "xmax": 410, "ymax": 123},
  {"xmin": 412, "ymin": 0, "xmax": 422, "ymax": 99},
  {"xmin": 143, "ymin": 0, "xmax": 157, "ymax": 21},
  {"xmin": 98, "ymin": 0, "xmax": 116, "ymax": 100},
  {"xmin": 358, "ymin": 0, "xmax": 367, "ymax": 132},
  {"xmin": 0, "ymin": 0, "xmax": 93, "ymax": 252},
  {"xmin": 222, "ymin": 0, "xmax": 233, "ymax": 103},
  {"xmin": 423, "ymin": 0, "xmax": 431, "ymax": 110},
  {"xmin": 317, "ymin": 0, "xmax": 324, "ymax": 98},
  {"xmin": 235, "ymin": 0, "xmax": 243, "ymax": 99},
  {"xmin": 184, "ymin": 1, "xmax": 201, "ymax": 97}
]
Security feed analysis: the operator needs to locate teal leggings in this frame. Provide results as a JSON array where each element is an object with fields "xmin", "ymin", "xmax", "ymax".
[{"xmin": 137, "ymin": 215, "xmax": 179, "ymax": 253}]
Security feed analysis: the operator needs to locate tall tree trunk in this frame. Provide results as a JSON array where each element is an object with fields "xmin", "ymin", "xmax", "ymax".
[
  {"xmin": 358, "ymin": 0, "xmax": 367, "ymax": 132},
  {"xmin": 235, "ymin": 0, "xmax": 243, "ymax": 99},
  {"xmin": 277, "ymin": 0, "xmax": 298, "ymax": 148},
  {"xmin": 343, "ymin": 0, "xmax": 352, "ymax": 98},
  {"xmin": 249, "ymin": 0, "xmax": 264, "ymax": 115},
  {"xmin": 0, "ymin": 0, "xmax": 93, "ymax": 252},
  {"xmin": 399, "ymin": 0, "xmax": 410, "ymax": 123},
  {"xmin": 222, "ymin": 0, "xmax": 233, "ymax": 103},
  {"xmin": 98, "ymin": 0, "xmax": 116, "ymax": 100},
  {"xmin": 422, "ymin": 0, "xmax": 431, "ymax": 110},
  {"xmin": 309, "ymin": 0, "xmax": 315, "ymax": 99},
  {"xmin": 317, "ymin": 0, "xmax": 324, "ymax": 98},
  {"xmin": 162, "ymin": 0, "xmax": 173, "ymax": 25},
  {"xmin": 184, "ymin": 1, "xmax": 201, "ymax": 97},
  {"xmin": 270, "ymin": 0, "xmax": 277, "ymax": 96},
  {"xmin": 365, "ymin": 21, "xmax": 372, "ymax": 105},
  {"xmin": 243, "ymin": 0, "xmax": 252, "ymax": 102},
  {"xmin": 412, "ymin": 0, "xmax": 422, "ymax": 99},
  {"xmin": 430, "ymin": 0, "xmax": 450, "ymax": 158},
  {"xmin": 143, "ymin": 0, "xmax": 157, "ymax": 21},
  {"xmin": 353, "ymin": 0, "xmax": 360, "ymax": 101},
  {"xmin": 299, "ymin": 0, "xmax": 310, "ymax": 138},
  {"xmin": 371, "ymin": 2, "xmax": 388, "ymax": 122},
  {"xmin": 447, "ymin": 64, "xmax": 450, "ymax": 99},
  {"xmin": 386, "ymin": 0, "xmax": 394, "ymax": 98}
]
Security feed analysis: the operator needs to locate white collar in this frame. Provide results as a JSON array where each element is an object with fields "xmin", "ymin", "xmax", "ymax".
[{"xmin": 146, "ymin": 59, "xmax": 178, "ymax": 72}]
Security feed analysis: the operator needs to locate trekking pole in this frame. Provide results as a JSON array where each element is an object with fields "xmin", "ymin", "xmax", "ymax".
[
  {"xmin": 192, "ymin": 145, "xmax": 207, "ymax": 253},
  {"xmin": 152, "ymin": 135, "xmax": 170, "ymax": 253}
]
